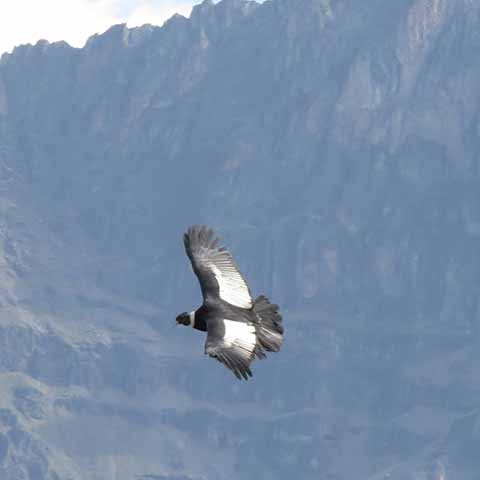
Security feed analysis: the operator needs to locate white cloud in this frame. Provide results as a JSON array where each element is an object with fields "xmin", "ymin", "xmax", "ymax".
[{"xmin": 0, "ymin": 0, "xmax": 198, "ymax": 56}]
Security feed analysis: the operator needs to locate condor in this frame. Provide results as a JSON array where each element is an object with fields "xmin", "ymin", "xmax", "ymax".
[{"xmin": 176, "ymin": 225, "xmax": 284, "ymax": 380}]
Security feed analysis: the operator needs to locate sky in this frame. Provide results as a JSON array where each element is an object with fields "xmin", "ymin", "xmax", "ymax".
[{"xmin": 0, "ymin": 0, "xmax": 203, "ymax": 55}]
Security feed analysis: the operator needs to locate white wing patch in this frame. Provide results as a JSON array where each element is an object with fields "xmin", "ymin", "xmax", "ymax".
[
  {"xmin": 208, "ymin": 259, "xmax": 252, "ymax": 309},
  {"xmin": 222, "ymin": 320, "xmax": 257, "ymax": 358},
  {"xmin": 183, "ymin": 225, "xmax": 253, "ymax": 309}
]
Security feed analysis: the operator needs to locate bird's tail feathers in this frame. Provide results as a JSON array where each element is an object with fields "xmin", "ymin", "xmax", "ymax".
[{"xmin": 253, "ymin": 295, "xmax": 283, "ymax": 353}]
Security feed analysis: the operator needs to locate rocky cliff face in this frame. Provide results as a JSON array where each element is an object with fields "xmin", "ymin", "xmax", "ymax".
[{"xmin": 0, "ymin": 0, "xmax": 480, "ymax": 478}]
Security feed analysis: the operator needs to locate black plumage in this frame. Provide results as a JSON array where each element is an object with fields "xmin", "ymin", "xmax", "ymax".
[{"xmin": 176, "ymin": 225, "xmax": 284, "ymax": 380}]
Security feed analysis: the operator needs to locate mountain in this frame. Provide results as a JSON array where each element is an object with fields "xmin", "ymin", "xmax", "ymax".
[{"xmin": 1, "ymin": 0, "xmax": 480, "ymax": 478}]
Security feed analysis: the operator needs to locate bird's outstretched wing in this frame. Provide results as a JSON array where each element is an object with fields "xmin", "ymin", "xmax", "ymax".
[
  {"xmin": 183, "ymin": 225, "xmax": 253, "ymax": 309},
  {"xmin": 205, "ymin": 318, "xmax": 265, "ymax": 380}
]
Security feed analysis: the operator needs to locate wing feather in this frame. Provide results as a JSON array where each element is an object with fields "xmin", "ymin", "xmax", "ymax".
[
  {"xmin": 205, "ymin": 319, "xmax": 262, "ymax": 380},
  {"xmin": 183, "ymin": 225, "xmax": 253, "ymax": 309}
]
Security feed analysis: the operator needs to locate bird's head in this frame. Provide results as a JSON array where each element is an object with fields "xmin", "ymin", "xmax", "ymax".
[{"xmin": 176, "ymin": 312, "xmax": 192, "ymax": 326}]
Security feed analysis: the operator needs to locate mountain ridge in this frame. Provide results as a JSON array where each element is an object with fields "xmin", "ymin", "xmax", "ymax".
[{"xmin": 1, "ymin": 0, "xmax": 261, "ymax": 64}]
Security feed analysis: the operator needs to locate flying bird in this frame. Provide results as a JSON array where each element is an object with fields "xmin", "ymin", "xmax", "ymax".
[{"xmin": 176, "ymin": 225, "xmax": 284, "ymax": 380}]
